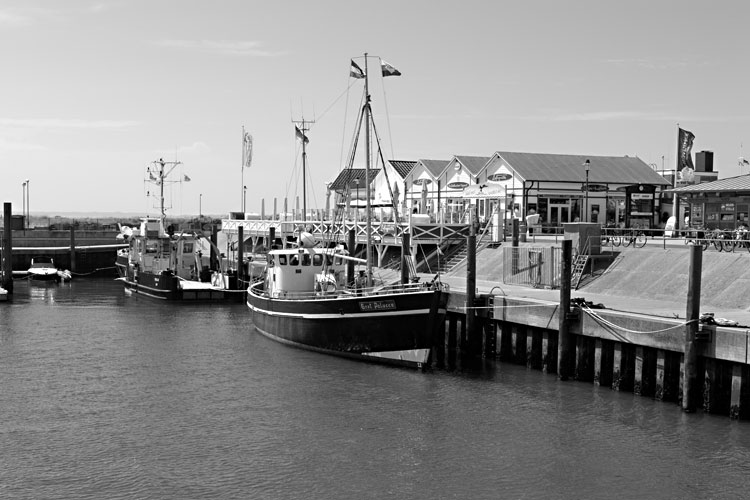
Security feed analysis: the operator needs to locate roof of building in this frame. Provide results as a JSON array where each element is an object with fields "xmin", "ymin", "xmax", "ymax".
[
  {"xmin": 417, "ymin": 159, "xmax": 450, "ymax": 177},
  {"xmin": 495, "ymin": 152, "xmax": 671, "ymax": 186},
  {"xmin": 328, "ymin": 168, "xmax": 380, "ymax": 191},
  {"xmin": 387, "ymin": 160, "xmax": 416, "ymax": 178},
  {"xmin": 668, "ymin": 174, "xmax": 750, "ymax": 193},
  {"xmin": 455, "ymin": 155, "xmax": 492, "ymax": 175}
]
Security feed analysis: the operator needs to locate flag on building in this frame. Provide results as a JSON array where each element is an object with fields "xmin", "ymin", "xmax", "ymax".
[
  {"xmin": 678, "ymin": 127, "xmax": 695, "ymax": 171},
  {"xmin": 184, "ymin": 174, "xmax": 191, "ymax": 182},
  {"xmin": 295, "ymin": 125, "xmax": 309, "ymax": 144},
  {"xmin": 243, "ymin": 132, "xmax": 253, "ymax": 168},
  {"xmin": 350, "ymin": 59, "xmax": 365, "ymax": 79},
  {"xmin": 381, "ymin": 60, "xmax": 401, "ymax": 77}
]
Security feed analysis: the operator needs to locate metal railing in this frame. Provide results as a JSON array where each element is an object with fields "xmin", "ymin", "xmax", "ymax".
[{"xmin": 502, "ymin": 246, "xmax": 561, "ymax": 289}]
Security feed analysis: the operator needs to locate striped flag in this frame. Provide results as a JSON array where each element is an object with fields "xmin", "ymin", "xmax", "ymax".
[
  {"xmin": 350, "ymin": 59, "xmax": 365, "ymax": 79},
  {"xmin": 381, "ymin": 59, "xmax": 401, "ymax": 77}
]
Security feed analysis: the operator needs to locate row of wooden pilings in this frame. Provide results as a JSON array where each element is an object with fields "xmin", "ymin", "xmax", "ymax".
[{"xmin": 429, "ymin": 222, "xmax": 750, "ymax": 420}]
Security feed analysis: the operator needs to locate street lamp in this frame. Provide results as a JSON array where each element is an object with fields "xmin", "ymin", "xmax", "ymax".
[
  {"xmin": 22, "ymin": 181, "xmax": 27, "ymax": 228},
  {"xmin": 583, "ymin": 160, "xmax": 590, "ymax": 223},
  {"xmin": 25, "ymin": 179, "xmax": 30, "ymax": 229},
  {"xmin": 199, "ymin": 193, "xmax": 202, "ymax": 219}
]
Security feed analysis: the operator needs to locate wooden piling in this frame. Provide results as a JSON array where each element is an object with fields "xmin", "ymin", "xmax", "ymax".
[
  {"xmin": 466, "ymin": 220, "xmax": 477, "ymax": 355},
  {"xmin": 237, "ymin": 226, "xmax": 244, "ymax": 289},
  {"xmin": 2, "ymin": 202, "xmax": 12, "ymax": 292},
  {"xmin": 682, "ymin": 244, "xmax": 702, "ymax": 412},
  {"xmin": 69, "ymin": 228, "xmax": 77, "ymax": 273},
  {"xmin": 401, "ymin": 233, "xmax": 410, "ymax": 284},
  {"xmin": 347, "ymin": 229, "xmax": 356, "ymax": 286},
  {"xmin": 557, "ymin": 239, "xmax": 573, "ymax": 380}
]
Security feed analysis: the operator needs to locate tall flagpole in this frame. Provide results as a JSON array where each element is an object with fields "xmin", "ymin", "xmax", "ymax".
[{"xmin": 241, "ymin": 126, "xmax": 245, "ymax": 213}]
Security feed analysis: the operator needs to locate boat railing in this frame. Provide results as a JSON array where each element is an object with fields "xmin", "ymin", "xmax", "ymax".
[{"xmin": 252, "ymin": 280, "xmax": 438, "ymax": 301}]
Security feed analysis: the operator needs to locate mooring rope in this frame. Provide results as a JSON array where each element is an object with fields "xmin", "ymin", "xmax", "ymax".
[{"xmin": 581, "ymin": 305, "xmax": 697, "ymax": 334}]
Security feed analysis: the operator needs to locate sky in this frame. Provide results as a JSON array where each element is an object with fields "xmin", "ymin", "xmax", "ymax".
[{"xmin": 1, "ymin": 0, "xmax": 749, "ymax": 217}]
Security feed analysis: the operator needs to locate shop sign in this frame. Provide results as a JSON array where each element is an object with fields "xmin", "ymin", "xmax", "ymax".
[
  {"xmin": 447, "ymin": 181, "xmax": 469, "ymax": 190},
  {"xmin": 413, "ymin": 178, "xmax": 432, "ymax": 186},
  {"xmin": 581, "ymin": 183, "xmax": 608, "ymax": 192},
  {"xmin": 630, "ymin": 193, "xmax": 654, "ymax": 200},
  {"xmin": 488, "ymin": 172, "xmax": 512, "ymax": 182}
]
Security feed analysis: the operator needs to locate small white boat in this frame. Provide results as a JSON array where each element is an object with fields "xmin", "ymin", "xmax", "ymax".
[
  {"xmin": 28, "ymin": 256, "xmax": 70, "ymax": 282},
  {"xmin": 0, "ymin": 286, "xmax": 8, "ymax": 302}
]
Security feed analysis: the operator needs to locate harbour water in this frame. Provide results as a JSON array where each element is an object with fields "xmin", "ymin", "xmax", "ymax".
[{"xmin": 2, "ymin": 279, "xmax": 750, "ymax": 499}]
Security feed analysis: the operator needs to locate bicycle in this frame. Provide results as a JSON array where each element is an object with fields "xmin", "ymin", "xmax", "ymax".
[
  {"xmin": 620, "ymin": 226, "xmax": 647, "ymax": 248},
  {"xmin": 719, "ymin": 226, "xmax": 750, "ymax": 253}
]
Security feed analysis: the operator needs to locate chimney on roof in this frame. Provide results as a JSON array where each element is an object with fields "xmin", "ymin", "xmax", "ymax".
[{"xmin": 695, "ymin": 151, "xmax": 713, "ymax": 172}]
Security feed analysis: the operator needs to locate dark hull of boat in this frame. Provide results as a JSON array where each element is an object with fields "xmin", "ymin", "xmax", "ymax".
[
  {"xmin": 247, "ymin": 287, "xmax": 447, "ymax": 368},
  {"xmin": 121, "ymin": 272, "xmax": 246, "ymax": 303},
  {"xmin": 28, "ymin": 272, "xmax": 61, "ymax": 282}
]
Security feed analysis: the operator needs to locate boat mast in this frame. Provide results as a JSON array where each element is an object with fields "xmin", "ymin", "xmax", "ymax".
[
  {"xmin": 363, "ymin": 53, "xmax": 373, "ymax": 287},
  {"xmin": 293, "ymin": 118, "xmax": 313, "ymax": 223},
  {"xmin": 151, "ymin": 158, "xmax": 181, "ymax": 222}
]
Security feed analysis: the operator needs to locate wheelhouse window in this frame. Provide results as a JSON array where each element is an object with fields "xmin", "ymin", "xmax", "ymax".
[
  {"xmin": 278, "ymin": 255, "xmax": 287, "ymax": 265},
  {"xmin": 289, "ymin": 254, "xmax": 299, "ymax": 266},
  {"xmin": 302, "ymin": 254, "xmax": 311, "ymax": 266},
  {"xmin": 312, "ymin": 254, "xmax": 323, "ymax": 266}
]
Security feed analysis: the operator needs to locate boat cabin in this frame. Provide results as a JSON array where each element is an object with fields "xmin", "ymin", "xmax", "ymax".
[
  {"xmin": 265, "ymin": 245, "xmax": 352, "ymax": 298},
  {"xmin": 129, "ymin": 217, "xmax": 208, "ymax": 281}
]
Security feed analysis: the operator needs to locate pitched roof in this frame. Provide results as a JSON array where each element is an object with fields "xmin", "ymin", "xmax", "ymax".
[
  {"xmin": 387, "ymin": 160, "xmax": 416, "ymax": 179},
  {"xmin": 328, "ymin": 168, "xmax": 380, "ymax": 191},
  {"xmin": 669, "ymin": 174, "xmax": 750, "ymax": 193},
  {"xmin": 495, "ymin": 152, "xmax": 671, "ymax": 186},
  {"xmin": 455, "ymin": 155, "xmax": 491, "ymax": 175},
  {"xmin": 417, "ymin": 159, "xmax": 450, "ymax": 177}
]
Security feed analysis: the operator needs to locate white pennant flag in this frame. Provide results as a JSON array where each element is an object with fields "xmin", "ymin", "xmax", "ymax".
[{"xmin": 243, "ymin": 132, "xmax": 253, "ymax": 168}]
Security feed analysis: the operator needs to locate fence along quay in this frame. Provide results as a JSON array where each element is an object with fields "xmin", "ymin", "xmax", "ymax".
[{"xmin": 434, "ymin": 230, "xmax": 750, "ymax": 421}]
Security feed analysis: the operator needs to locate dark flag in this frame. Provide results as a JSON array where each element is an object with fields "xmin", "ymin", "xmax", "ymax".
[
  {"xmin": 350, "ymin": 59, "xmax": 365, "ymax": 79},
  {"xmin": 678, "ymin": 127, "xmax": 695, "ymax": 171},
  {"xmin": 381, "ymin": 59, "xmax": 401, "ymax": 77},
  {"xmin": 295, "ymin": 125, "xmax": 309, "ymax": 144}
]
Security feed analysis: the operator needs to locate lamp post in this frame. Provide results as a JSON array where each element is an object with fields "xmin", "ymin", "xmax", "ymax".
[
  {"xmin": 242, "ymin": 186, "xmax": 247, "ymax": 215},
  {"xmin": 583, "ymin": 160, "xmax": 590, "ymax": 223},
  {"xmin": 22, "ymin": 181, "xmax": 27, "ymax": 228},
  {"xmin": 25, "ymin": 179, "xmax": 30, "ymax": 229},
  {"xmin": 199, "ymin": 193, "xmax": 202, "ymax": 219}
]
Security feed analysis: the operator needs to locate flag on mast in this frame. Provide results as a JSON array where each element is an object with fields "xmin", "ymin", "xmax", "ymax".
[
  {"xmin": 243, "ymin": 132, "xmax": 253, "ymax": 168},
  {"xmin": 677, "ymin": 127, "xmax": 695, "ymax": 172},
  {"xmin": 295, "ymin": 125, "xmax": 309, "ymax": 144},
  {"xmin": 350, "ymin": 59, "xmax": 365, "ymax": 79},
  {"xmin": 381, "ymin": 59, "xmax": 401, "ymax": 77}
]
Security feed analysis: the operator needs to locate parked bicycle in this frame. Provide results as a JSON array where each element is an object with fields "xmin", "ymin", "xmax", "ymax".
[{"xmin": 610, "ymin": 225, "xmax": 647, "ymax": 248}]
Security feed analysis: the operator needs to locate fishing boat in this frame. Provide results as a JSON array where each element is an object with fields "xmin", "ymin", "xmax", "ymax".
[
  {"xmin": 247, "ymin": 55, "xmax": 448, "ymax": 369},
  {"xmin": 27, "ymin": 256, "xmax": 71, "ymax": 282},
  {"xmin": 117, "ymin": 159, "xmax": 246, "ymax": 302}
]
